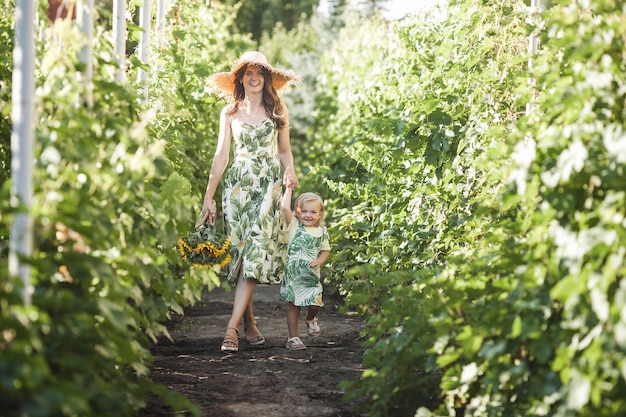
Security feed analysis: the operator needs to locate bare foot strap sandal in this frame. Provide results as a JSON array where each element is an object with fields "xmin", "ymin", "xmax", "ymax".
[
  {"xmin": 244, "ymin": 321, "xmax": 266, "ymax": 346},
  {"xmin": 221, "ymin": 328, "xmax": 239, "ymax": 352}
]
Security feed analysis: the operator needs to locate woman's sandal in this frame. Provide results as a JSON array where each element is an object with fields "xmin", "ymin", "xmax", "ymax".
[
  {"xmin": 244, "ymin": 321, "xmax": 266, "ymax": 346},
  {"xmin": 221, "ymin": 328, "xmax": 239, "ymax": 352}
]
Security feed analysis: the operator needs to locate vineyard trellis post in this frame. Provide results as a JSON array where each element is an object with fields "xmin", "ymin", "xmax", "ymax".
[
  {"xmin": 78, "ymin": 0, "xmax": 94, "ymax": 107},
  {"xmin": 113, "ymin": 0, "xmax": 126, "ymax": 81},
  {"xmin": 138, "ymin": 0, "xmax": 151, "ymax": 103},
  {"xmin": 10, "ymin": 0, "xmax": 36, "ymax": 306},
  {"xmin": 156, "ymin": 0, "xmax": 166, "ymax": 47}
]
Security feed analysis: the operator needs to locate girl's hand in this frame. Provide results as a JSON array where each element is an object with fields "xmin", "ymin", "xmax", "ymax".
[
  {"xmin": 196, "ymin": 199, "xmax": 216, "ymax": 228},
  {"xmin": 309, "ymin": 259, "xmax": 322, "ymax": 269},
  {"xmin": 283, "ymin": 167, "xmax": 298, "ymax": 189}
]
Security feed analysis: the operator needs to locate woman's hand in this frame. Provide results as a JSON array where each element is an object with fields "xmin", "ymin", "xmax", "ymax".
[
  {"xmin": 196, "ymin": 199, "xmax": 217, "ymax": 228},
  {"xmin": 283, "ymin": 167, "xmax": 299, "ymax": 189}
]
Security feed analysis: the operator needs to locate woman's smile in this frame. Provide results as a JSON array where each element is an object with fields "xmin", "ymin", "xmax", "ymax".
[{"xmin": 244, "ymin": 65, "xmax": 265, "ymax": 90}]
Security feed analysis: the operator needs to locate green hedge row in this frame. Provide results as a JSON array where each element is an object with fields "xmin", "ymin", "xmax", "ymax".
[
  {"xmin": 307, "ymin": 1, "xmax": 626, "ymax": 416},
  {"xmin": 0, "ymin": 2, "xmax": 251, "ymax": 416}
]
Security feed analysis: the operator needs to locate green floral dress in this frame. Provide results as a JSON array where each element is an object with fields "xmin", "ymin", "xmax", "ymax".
[
  {"xmin": 222, "ymin": 118, "xmax": 286, "ymax": 284},
  {"xmin": 279, "ymin": 221, "xmax": 330, "ymax": 307}
]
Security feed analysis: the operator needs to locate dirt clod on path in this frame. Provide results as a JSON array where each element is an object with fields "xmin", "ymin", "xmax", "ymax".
[{"xmin": 140, "ymin": 284, "xmax": 369, "ymax": 417}]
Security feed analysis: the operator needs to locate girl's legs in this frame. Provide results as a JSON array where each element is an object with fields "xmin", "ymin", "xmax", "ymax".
[
  {"xmin": 305, "ymin": 305, "xmax": 322, "ymax": 337},
  {"xmin": 287, "ymin": 302, "xmax": 301, "ymax": 338},
  {"xmin": 305, "ymin": 305, "xmax": 321, "ymax": 322},
  {"xmin": 286, "ymin": 303, "xmax": 321, "ymax": 350},
  {"xmin": 286, "ymin": 302, "xmax": 307, "ymax": 350}
]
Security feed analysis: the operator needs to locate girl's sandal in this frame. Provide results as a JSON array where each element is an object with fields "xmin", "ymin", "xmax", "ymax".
[
  {"xmin": 244, "ymin": 321, "xmax": 266, "ymax": 346},
  {"xmin": 221, "ymin": 328, "xmax": 239, "ymax": 352},
  {"xmin": 286, "ymin": 337, "xmax": 307, "ymax": 350},
  {"xmin": 306, "ymin": 317, "xmax": 320, "ymax": 337}
]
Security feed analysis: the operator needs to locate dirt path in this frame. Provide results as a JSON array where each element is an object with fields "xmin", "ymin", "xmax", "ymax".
[{"xmin": 141, "ymin": 284, "xmax": 369, "ymax": 417}]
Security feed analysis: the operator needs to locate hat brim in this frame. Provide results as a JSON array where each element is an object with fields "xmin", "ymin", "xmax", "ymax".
[{"xmin": 207, "ymin": 58, "xmax": 302, "ymax": 98}]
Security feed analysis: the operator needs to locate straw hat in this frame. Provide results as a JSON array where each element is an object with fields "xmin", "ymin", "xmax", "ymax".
[{"xmin": 207, "ymin": 51, "xmax": 302, "ymax": 98}]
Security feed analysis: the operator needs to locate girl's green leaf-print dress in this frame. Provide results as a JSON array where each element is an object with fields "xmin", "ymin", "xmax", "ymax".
[
  {"xmin": 222, "ymin": 118, "xmax": 286, "ymax": 284},
  {"xmin": 279, "ymin": 221, "xmax": 330, "ymax": 307}
]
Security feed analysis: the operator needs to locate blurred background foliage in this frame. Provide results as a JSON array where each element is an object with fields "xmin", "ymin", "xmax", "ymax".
[{"xmin": 2, "ymin": 0, "xmax": 626, "ymax": 416}]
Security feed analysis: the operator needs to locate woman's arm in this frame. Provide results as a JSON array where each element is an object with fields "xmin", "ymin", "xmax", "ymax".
[
  {"xmin": 276, "ymin": 105, "xmax": 298, "ymax": 189},
  {"xmin": 196, "ymin": 106, "xmax": 233, "ymax": 228}
]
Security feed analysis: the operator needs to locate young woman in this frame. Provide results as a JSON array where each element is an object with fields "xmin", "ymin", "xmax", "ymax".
[
  {"xmin": 280, "ymin": 187, "xmax": 330, "ymax": 350},
  {"xmin": 197, "ymin": 51, "xmax": 301, "ymax": 352}
]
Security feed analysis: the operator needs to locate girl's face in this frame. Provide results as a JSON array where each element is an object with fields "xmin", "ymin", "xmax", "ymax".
[
  {"xmin": 242, "ymin": 64, "xmax": 265, "ymax": 94},
  {"xmin": 298, "ymin": 200, "xmax": 323, "ymax": 227}
]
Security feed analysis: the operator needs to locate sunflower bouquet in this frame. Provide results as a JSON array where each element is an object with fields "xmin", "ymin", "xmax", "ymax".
[{"xmin": 177, "ymin": 224, "xmax": 234, "ymax": 269}]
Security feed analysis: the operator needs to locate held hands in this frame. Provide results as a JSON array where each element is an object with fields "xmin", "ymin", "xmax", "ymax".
[
  {"xmin": 283, "ymin": 167, "xmax": 299, "ymax": 189},
  {"xmin": 196, "ymin": 199, "xmax": 217, "ymax": 229}
]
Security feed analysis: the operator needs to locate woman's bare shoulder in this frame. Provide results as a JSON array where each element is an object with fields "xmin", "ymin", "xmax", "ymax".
[
  {"xmin": 220, "ymin": 104, "xmax": 236, "ymax": 126},
  {"xmin": 222, "ymin": 103, "xmax": 237, "ymax": 114}
]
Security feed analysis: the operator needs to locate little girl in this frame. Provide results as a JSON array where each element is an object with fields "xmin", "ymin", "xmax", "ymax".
[{"xmin": 280, "ymin": 187, "xmax": 330, "ymax": 350}]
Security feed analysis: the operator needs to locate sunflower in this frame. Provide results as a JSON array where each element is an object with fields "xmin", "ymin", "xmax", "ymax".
[{"xmin": 178, "ymin": 224, "xmax": 234, "ymax": 269}]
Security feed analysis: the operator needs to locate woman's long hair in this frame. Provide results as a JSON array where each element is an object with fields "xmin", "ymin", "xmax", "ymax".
[{"xmin": 227, "ymin": 64, "xmax": 288, "ymax": 129}]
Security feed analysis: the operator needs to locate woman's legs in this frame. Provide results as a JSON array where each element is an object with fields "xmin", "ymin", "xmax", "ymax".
[
  {"xmin": 222, "ymin": 271, "xmax": 257, "ymax": 351},
  {"xmin": 227, "ymin": 271, "xmax": 257, "ymax": 328},
  {"xmin": 243, "ymin": 295, "xmax": 265, "ymax": 345}
]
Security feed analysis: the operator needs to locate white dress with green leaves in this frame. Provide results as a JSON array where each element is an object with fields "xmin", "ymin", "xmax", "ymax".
[
  {"xmin": 279, "ymin": 220, "xmax": 330, "ymax": 307},
  {"xmin": 222, "ymin": 118, "xmax": 286, "ymax": 284}
]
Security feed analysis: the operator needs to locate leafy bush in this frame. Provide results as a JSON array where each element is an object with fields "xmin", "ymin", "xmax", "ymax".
[
  {"xmin": 0, "ymin": 4, "xmax": 11, "ymax": 190},
  {"xmin": 0, "ymin": 2, "xmax": 252, "ymax": 415},
  {"xmin": 309, "ymin": 0, "xmax": 626, "ymax": 416},
  {"xmin": 418, "ymin": 2, "xmax": 626, "ymax": 415},
  {"xmin": 147, "ymin": 1, "xmax": 253, "ymax": 200}
]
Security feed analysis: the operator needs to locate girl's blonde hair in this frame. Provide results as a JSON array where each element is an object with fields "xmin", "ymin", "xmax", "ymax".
[{"xmin": 295, "ymin": 192, "xmax": 325, "ymax": 227}]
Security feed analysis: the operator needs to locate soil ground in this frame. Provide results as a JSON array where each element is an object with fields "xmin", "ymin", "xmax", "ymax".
[{"xmin": 140, "ymin": 284, "xmax": 369, "ymax": 417}]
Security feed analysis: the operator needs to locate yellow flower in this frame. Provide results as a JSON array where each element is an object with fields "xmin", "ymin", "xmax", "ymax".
[
  {"xmin": 219, "ymin": 254, "xmax": 232, "ymax": 268},
  {"xmin": 178, "ymin": 225, "xmax": 234, "ymax": 270}
]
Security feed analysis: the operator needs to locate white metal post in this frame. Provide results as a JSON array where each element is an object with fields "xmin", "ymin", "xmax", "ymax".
[
  {"xmin": 138, "ymin": 0, "xmax": 151, "ymax": 103},
  {"xmin": 113, "ymin": 0, "xmax": 126, "ymax": 81},
  {"xmin": 10, "ymin": 0, "xmax": 36, "ymax": 305},
  {"xmin": 78, "ymin": 0, "xmax": 94, "ymax": 107},
  {"xmin": 156, "ymin": 0, "xmax": 166, "ymax": 48}
]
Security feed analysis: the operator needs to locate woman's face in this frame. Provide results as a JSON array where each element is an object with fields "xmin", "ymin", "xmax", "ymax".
[{"xmin": 242, "ymin": 64, "xmax": 265, "ymax": 94}]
